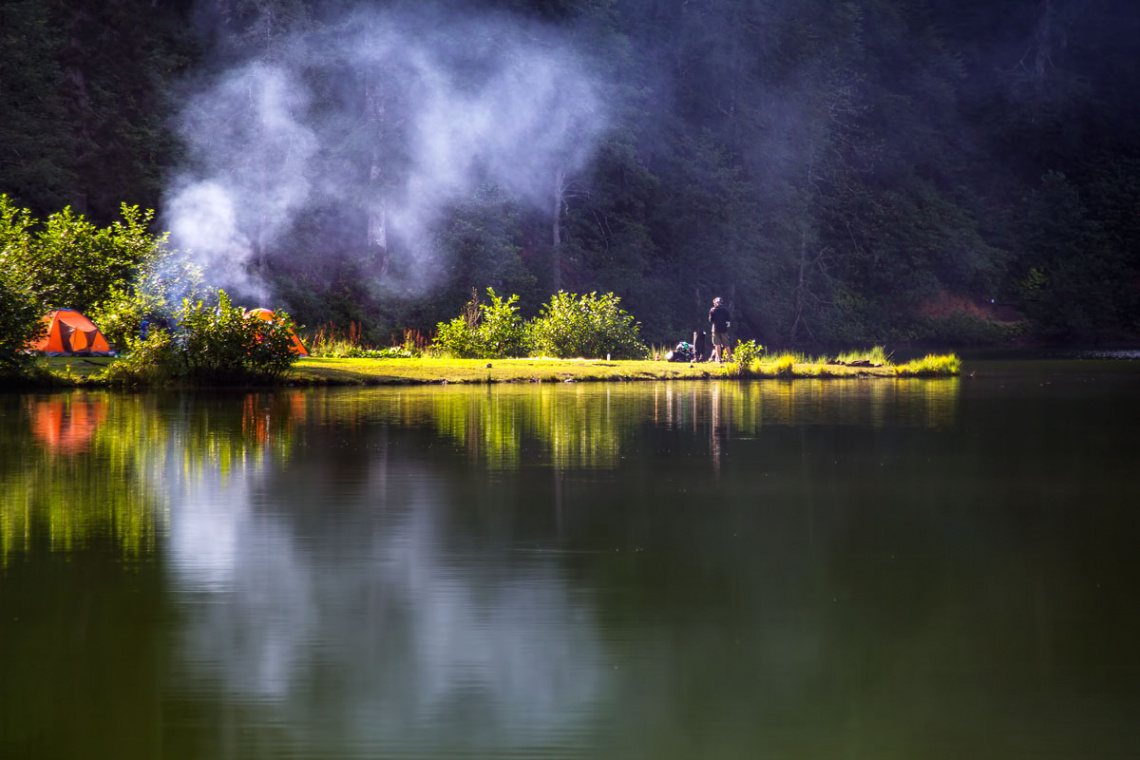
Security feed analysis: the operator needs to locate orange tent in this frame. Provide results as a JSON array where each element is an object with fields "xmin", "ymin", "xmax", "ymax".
[
  {"xmin": 30, "ymin": 309, "xmax": 114, "ymax": 356},
  {"xmin": 244, "ymin": 308, "xmax": 309, "ymax": 356}
]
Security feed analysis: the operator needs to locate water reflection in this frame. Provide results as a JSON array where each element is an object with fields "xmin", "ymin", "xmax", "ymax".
[
  {"xmin": 28, "ymin": 395, "xmax": 108, "ymax": 454},
  {"xmin": 0, "ymin": 381, "xmax": 959, "ymax": 561},
  {"xmin": 167, "ymin": 457, "xmax": 604, "ymax": 752},
  {"xmin": 162, "ymin": 391, "xmax": 609, "ymax": 754},
  {"xmin": 394, "ymin": 379, "xmax": 959, "ymax": 470},
  {"xmin": 1, "ymin": 393, "xmax": 167, "ymax": 561},
  {"xmin": 9, "ymin": 375, "xmax": 1139, "ymax": 758}
]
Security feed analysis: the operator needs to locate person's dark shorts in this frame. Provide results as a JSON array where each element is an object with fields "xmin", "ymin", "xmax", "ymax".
[{"xmin": 712, "ymin": 331, "xmax": 729, "ymax": 347}]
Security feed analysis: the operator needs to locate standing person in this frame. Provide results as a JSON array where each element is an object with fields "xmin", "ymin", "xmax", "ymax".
[{"xmin": 708, "ymin": 297, "xmax": 731, "ymax": 362}]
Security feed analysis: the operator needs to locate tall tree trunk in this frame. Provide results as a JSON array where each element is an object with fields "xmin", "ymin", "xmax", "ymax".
[
  {"xmin": 552, "ymin": 168, "xmax": 566, "ymax": 291},
  {"xmin": 365, "ymin": 79, "xmax": 390, "ymax": 277},
  {"xmin": 789, "ymin": 227, "xmax": 808, "ymax": 344},
  {"xmin": 789, "ymin": 140, "xmax": 816, "ymax": 344},
  {"xmin": 1034, "ymin": 0, "xmax": 1054, "ymax": 92}
]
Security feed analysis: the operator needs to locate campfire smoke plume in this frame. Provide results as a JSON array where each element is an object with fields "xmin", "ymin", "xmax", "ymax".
[{"xmin": 166, "ymin": 5, "xmax": 611, "ymax": 303}]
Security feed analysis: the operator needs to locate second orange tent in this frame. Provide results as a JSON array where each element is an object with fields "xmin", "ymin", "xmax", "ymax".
[{"xmin": 245, "ymin": 308, "xmax": 309, "ymax": 356}]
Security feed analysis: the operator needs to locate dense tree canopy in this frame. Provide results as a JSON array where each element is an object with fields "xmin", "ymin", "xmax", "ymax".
[{"xmin": 2, "ymin": 0, "xmax": 1138, "ymax": 347}]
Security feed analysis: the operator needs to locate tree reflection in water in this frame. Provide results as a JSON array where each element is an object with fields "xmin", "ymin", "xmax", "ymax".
[
  {"xmin": 0, "ymin": 380, "xmax": 965, "ymax": 756},
  {"xmin": 1, "ymin": 380, "xmax": 959, "ymax": 562}
]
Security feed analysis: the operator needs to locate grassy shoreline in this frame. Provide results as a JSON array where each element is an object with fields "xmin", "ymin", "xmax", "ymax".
[{"xmin": 20, "ymin": 353, "xmax": 960, "ymax": 388}]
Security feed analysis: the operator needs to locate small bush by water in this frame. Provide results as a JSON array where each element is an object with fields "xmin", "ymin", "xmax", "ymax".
[
  {"xmin": 104, "ymin": 290, "xmax": 301, "ymax": 386},
  {"xmin": 432, "ymin": 288, "xmax": 529, "ymax": 359},
  {"xmin": 528, "ymin": 291, "xmax": 646, "ymax": 360},
  {"xmin": 430, "ymin": 289, "xmax": 645, "ymax": 360},
  {"xmin": 724, "ymin": 340, "xmax": 764, "ymax": 377}
]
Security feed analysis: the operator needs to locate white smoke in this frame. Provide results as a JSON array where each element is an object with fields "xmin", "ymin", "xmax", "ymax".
[{"xmin": 166, "ymin": 6, "xmax": 611, "ymax": 301}]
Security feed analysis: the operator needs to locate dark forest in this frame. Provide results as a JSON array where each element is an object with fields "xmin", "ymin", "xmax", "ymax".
[{"xmin": 3, "ymin": 0, "xmax": 1139, "ymax": 347}]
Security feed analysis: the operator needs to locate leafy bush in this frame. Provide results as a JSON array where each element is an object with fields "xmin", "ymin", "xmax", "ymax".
[
  {"xmin": 724, "ymin": 339, "xmax": 764, "ymax": 377},
  {"xmin": 477, "ymin": 290, "xmax": 529, "ymax": 358},
  {"xmin": 431, "ymin": 288, "xmax": 529, "ymax": 359},
  {"xmin": 432, "ymin": 316, "xmax": 479, "ymax": 358},
  {"xmin": 1, "ymin": 197, "xmax": 46, "ymax": 375},
  {"xmin": 370, "ymin": 346, "xmax": 414, "ymax": 359},
  {"xmin": 103, "ymin": 292, "xmax": 302, "ymax": 386},
  {"xmin": 528, "ymin": 291, "xmax": 645, "ymax": 359},
  {"xmin": 0, "ymin": 196, "xmax": 169, "ymax": 315},
  {"xmin": 2, "ymin": 194, "xmax": 204, "ymax": 358},
  {"xmin": 0, "ymin": 265, "xmax": 46, "ymax": 375},
  {"xmin": 178, "ymin": 291, "xmax": 299, "ymax": 383},
  {"xmin": 87, "ymin": 236, "xmax": 204, "ymax": 351},
  {"xmin": 102, "ymin": 329, "xmax": 180, "ymax": 387},
  {"xmin": 0, "ymin": 195, "xmax": 35, "ymax": 263},
  {"xmin": 88, "ymin": 286, "xmax": 162, "ymax": 351}
]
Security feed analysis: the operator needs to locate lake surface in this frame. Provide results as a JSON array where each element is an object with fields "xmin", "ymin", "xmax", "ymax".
[{"xmin": 2, "ymin": 360, "xmax": 1139, "ymax": 759}]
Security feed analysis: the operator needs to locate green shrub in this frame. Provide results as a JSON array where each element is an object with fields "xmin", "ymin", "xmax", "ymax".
[
  {"xmin": 477, "ymin": 290, "xmax": 529, "ymax": 358},
  {"xmin": 431, "ymin": 288, "xmax": 529, "ymax": 359},
  {"xmin": 724, "ymin": 339, "xmax": 764, "ymax": 377},
  {"xmin": 365, "ymin": 346, "xmax": 414, "ymax": 359},
  {"xmin": 432, "ymin": 316, "xmax": 480, "ymax": 358},
  {"xmin": 178, "ymin": 291, "xmax": 299, "ymax": 383},
  {"xmin": 0, "ymin": 196, "xmax": 168, "ymax": 315},
  {"xmin": 88, "ymin": 286, "xmax": 160, "ymax": 351},
  {"xmin": 0, "ymin": 265, "xmax": 46, "ymax": 375},
  {"xmin": 102, "ymin": 329, "xmax": 180, "ymax": 387},
  {"xmin": 2, "ymin": 194, "xmax": 204, "ymax": 357},
  {"xmin": 0, "ymin": 195, "xmax": 35, "ymax": 263},
  {"xmin": 102, "ymin": 292, "xmax": 302, "ymax": 386},
  {"xmin": 88, "ymin": 239, "xmax": 205, "ymax": 352},
  {"xmin": 528, "ymin": 291, "xmax": 645, "ymax": 359}
]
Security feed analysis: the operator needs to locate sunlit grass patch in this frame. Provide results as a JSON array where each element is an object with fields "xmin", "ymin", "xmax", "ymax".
[
  {"xmin": 812, "ymin": 356, "xmax": 842, "ymax": 377},
  {"xmin": 40, "ymin": 357, "xmax": 114, "ymax": 383},
  {"xmin": 20, "ymin": 348, "xmax": 961, "ymax": 388},
  {"xmin": 757, "ymin": 353, "xmax": 797, "ymax": 377},
  {"xmin": 893, "ymin": 353, "xmax": 961, "ymax": 376},
  {"xmin": 721, "ymin": 358, "xmax": 750, "ymax": 377},
  {"xmin": 798, "ymin": 361, "xmax": 839, "ymax": 378}
]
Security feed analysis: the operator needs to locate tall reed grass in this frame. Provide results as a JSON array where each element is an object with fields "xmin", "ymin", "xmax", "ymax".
[
  {"xmin": 306, "ymin": 322, "xmax": 373, "ymax": 358},
  {"xmin": 834, "ymin": 345, "xmax": 890, "ymax": 365},
  {"xmin": 892, "ymin": 353, "xmax": 961, "ymax": 376}
]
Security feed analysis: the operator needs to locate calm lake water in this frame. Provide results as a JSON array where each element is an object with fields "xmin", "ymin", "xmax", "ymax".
[{"xmin": 2, "ymin": 360, "xmax": 1139, "ymax": 759}]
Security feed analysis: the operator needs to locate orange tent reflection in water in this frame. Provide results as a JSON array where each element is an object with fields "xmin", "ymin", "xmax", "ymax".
[
  {"xmin": 29, "ymin": 396, "xmax": 109, "ymax": 454},
  {"xmin": 241, "ymin": 392, "xmax": 308, "ymax": 446}
]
